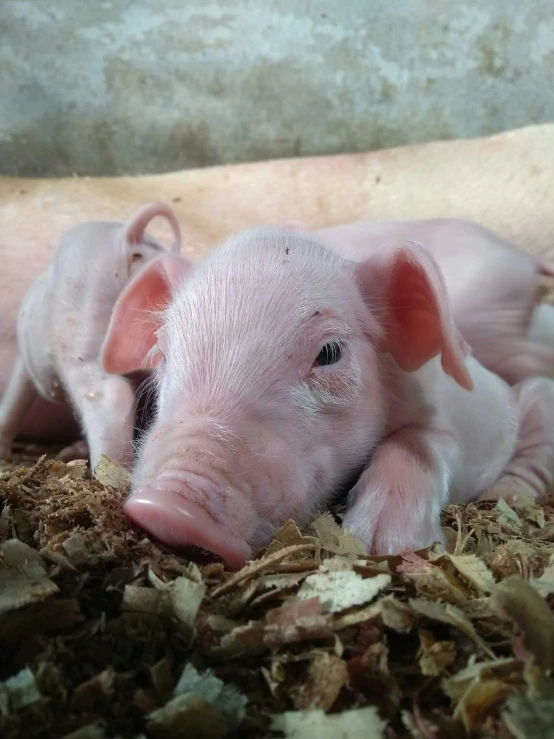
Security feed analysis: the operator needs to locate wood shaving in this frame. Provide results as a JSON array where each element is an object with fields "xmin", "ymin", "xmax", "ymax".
[{"xmin": 2, "ymin": 449, "xmax": 554, "ymax": 737}]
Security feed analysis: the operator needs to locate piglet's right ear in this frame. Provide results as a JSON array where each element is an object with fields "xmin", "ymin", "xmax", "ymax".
[{"xmin": 101, "ymin": 253, "xmax": 192, "ymax": 375}]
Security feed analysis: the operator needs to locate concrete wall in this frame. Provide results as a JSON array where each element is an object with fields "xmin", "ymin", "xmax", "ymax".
[{"xmin": 1, "ymin": 0, "xmax": 553, "ymax": 177}]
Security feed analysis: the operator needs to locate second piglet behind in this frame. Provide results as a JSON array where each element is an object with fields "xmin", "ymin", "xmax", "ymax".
[{"xmin": 0, "ymin": 202, "xmax": 182, "ymax": 470}]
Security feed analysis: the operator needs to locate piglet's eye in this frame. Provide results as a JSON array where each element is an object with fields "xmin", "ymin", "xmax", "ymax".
[{"xmin": 314, "ymin": 341, "xmax": 343, "ymax": 367}]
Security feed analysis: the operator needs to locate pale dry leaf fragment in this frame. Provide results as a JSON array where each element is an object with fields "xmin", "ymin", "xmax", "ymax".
[
  {"xmin": 122, "ymin": 585, "xmax": 162, "ymax": 614},
  {"xmin": 0, "ymin": 667, "xmax": 41, "ymax": 716},
  {"xmin": 0, "ymin": 539, "xmax": 59, "ymax": 616},
  {"xmin": 257, "ymin": 571, "xmax": 312, "ymax": 592},
  {"xmin": 332, "ymin": 602, "xmax": 381, "ymax": 631},
  {"xmin": 147, "ymin": 693, "xmax": 228, "ymax": 739},
  {"xmin": 409, "ymin": 598, "xmax": 495, "ymax": 657},
  {"xmin": 495, "ymin": 498, "xmax": 522, "ymax": 526},
  {"xmin": 270, "ymin": 706, "xmax": 387, "ymax": 738},
  {"xmin": 62, "ymin": 532, "xmax": 88, "ymax": 563},
  {"xmin": 173, "ymin": 663, "xmax": 247, "ymax": 730},
  {"xmin": 63, "ymin": 459, "xmax": 88, "ymax": 480},
  {"xmin": 310, "ymin": 513, "xmax": 342, "ymax": 547},
  {"xmin": 529, "ymin": 564, "xmax": 554, "ymax": 598},
  {"xmin": 445, "ymin": 553, "xmax": 496, "ymax": 594},
  {"xmin": 211, "ymin": 543, "xmax": 315, "ymax": 598},
  {"xmin": 501, "ymin": 695, "xmax": 554, "ymax": 739},
  {"xmin": 491, "ymin": 576, "xmax": 554, "ymax": 670},
  {"xmin": 206, "ymin": 614, "xmax": 242, "ymax": 634},
  {"xmin": 442, "ymin": 658, "xmax": 519, "ymax": 702},
  {"xmin": 379, "ymin": 595, "xmax": 415, "ymax": 633},
  {"xmin": 404, "ymin": 564, "xmax": 470, "ymax": 605},
  {"xmin": 264, "ymin": 597, "xmax": 333, "ymax": 649},
  {"xmin": 418, "ymin": 630, "xmax": 457, "ymax": 677},
  {"xmin": 295, "ymin": 570, "xmax": 391, "ymax": 613},
  {"xmin": 310, "ymin": 513, "xmax": 367, "ymax": 556},
  {"xmin": 454, "ymin": 678, "xmax": 516, "ymax": 733},
  {"xmin": 93, "ymin": 454, "xmax": 131, "ymax": 491},
  {"xmin": 335, "ymin": 530, "xmax": 367, "ymax": 556},
  {"xmin": 163, "ymin": 576, "xmax": 206, "ymax": 634},
  {"xmin": 264, "ymin": 519, "xmax": 318, "ymax": 556},
  {"xmin": 294, "ymin": 652, "xmax": 348, "ymax": 711},
  {"xmin": 217, "ymin": 620, "xmax": 267, "ymax": 658},
  {"xmin": 511, "ymin": 497, "xmax": 547, "ymax": 529}
]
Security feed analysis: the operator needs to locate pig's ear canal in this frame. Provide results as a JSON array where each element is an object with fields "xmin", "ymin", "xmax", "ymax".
[
  {"xmin": 101, "ymin": 254, "xmax": 192, "ymax": 376},
  {"xmin": 356, "ymin": 241, "xmax": 473, "ymax": 391}
]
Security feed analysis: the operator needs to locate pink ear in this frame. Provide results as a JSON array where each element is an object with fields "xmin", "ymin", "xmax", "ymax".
[
  {"xmin": 101, "ymin": 253, "xmax": 192, "ymax": 375},
  {"xmin": 124, "ymin": 202, "xmax": 181, "ymax": 253},
  {"xmin": 357, "ymin": 241, "xmax": 473, "ymax": 391}
]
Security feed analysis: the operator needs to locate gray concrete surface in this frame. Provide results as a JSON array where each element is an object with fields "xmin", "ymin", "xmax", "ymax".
[{"xmin": 1, "ymin": 0, "xmax": 554, "ymax": 177}]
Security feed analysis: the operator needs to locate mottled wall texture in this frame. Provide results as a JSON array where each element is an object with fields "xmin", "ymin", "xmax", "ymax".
[{"xmin": 1, "ymin": 0, "xmax": 554, "ymax": 177}]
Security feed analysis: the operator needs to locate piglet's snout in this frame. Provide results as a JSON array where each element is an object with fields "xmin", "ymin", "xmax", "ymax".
[
  {"xmin": 125, "ymin": 426, "xmax": 254, "ymax": 569},
  {"xmin": 124, "ymin": 486, "xmax": 251, "ymax": 570}
]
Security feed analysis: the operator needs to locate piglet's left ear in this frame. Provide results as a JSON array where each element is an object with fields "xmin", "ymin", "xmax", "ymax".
[{"xmin": 356, "ymin": 240, "xmax": 473, "ymax": 391}]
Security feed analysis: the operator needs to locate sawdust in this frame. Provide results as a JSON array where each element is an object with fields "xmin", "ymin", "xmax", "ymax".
[{"xmin": 1, "ymin": 448, "xmax": 554, "ymax": 738}]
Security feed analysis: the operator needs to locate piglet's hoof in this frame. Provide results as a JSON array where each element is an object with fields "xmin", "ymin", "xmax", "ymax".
[
  {"xmin": 56, "ymin": 440, "xmax": 90, "ymax": 463},
  {"xmin": 477, "ymin": 474, "xmax": 537, "ymax": 505}
]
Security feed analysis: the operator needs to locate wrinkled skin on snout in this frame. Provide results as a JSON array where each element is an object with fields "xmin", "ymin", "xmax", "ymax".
[{"xmin": 102, "ymin": 228, "xmax": 554, "ymax": 569}]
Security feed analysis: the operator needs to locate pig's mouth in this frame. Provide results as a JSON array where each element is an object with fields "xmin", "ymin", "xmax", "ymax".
[{"xmin": 123, "ymin": 486, "xmax": 252, "ymax": 571}]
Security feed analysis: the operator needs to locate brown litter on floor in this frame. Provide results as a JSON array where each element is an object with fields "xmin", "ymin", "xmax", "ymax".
[{"xmin": 1, "ymin": 449, "xmax": 554, "ymax": 738}]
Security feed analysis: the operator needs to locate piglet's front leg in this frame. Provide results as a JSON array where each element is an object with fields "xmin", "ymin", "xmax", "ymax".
[
  {"xmin": 0, "ymin": 357, "xmax": 38, "ymax": 459},
  {"xmin": 61, "ymin": 363, "xmax": 136, "ymax": 472},
  {"xmin": 343, "ymin": 428, "xmax": 458, "ymax": 555}
]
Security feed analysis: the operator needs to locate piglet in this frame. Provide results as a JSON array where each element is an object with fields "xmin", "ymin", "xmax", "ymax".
[
  {"xmin": 311, "ymin": 218, "xmax": 554, "ymax": 386},
  {"xmin": 0, "ymin": 202, "xmax": 181, "ymax": 470},
  {"xmin": 100, "ymin": 228, "xmax": 554, "ymax": 569}
]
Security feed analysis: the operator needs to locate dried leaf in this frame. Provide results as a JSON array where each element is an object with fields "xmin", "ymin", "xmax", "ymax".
[
  {"xmin": 294, "ymin": 652, "xmax": 348, "ymax": 711},
  {"xmin": 173, "ymin": 663, "xmax": 247, "ymax": 729},
  {"xmin": 264, "ymin": 520, "xmax": 318, "ymax": 556},
  {"xmin": 495, "ymin": 498, "xmax": 522, "ymax": 526},
  {"xmin": 211, "ymin": 543, "xmax": 315, "ymax": 598},
  {"xmin": 265, "ymin": 598, "xmax": 333, "ymax": 649},
  {"xmin": 147, "ymin": 693, "xmax": 228, "ymax": 739},
  {"xmin": 0, "ymin": 667, "xmax": 41, "ymax": 716},
  {"xmin": 403, "ymin": 563, "xmax": 470, "ymax": 604},
  {"xmin": 0, "ymin": 539, "xmax": 59, "ymax": 615},
  {"xmin": 122, "ymin": 585, "xmax": 162, "ymax": 614},
  {"xmin": 409, "ymin": 598, "xmax": 495, "ymax": 657},
  {"xmin": 164, "ymin": 576, "xmax": 206, "ymax": 634},
  {"xmin": 491, "ymin": 576, "xmax": 554, "ymax": 670},
  {"xmin": 501, "ymin": 695, "xmax": 554, "ymax": 739},
  {"xmin": 442, "ymin": 658, "xmax": 520, "ymax": 702},
  {"xmin": 444, "ymin": 553, "xmax": 496, "ymax": 594},
  {"xmin": 270, "ymin": 706, "xmax": 387, "ymax": 738},
  {"xmin": 93, "ymin": 455, "xmax": 131, "ymax": 491},
  {"xmin": 454, "ymin": 678, "xmax": 516, "ymax": 732},
  {"xmin": 418, "ymin": 630, "xmax": 456, "ymax": 676},
  {"xmin": 296, "ymin": 570, "xmax": 391, "ymax": 613}
]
